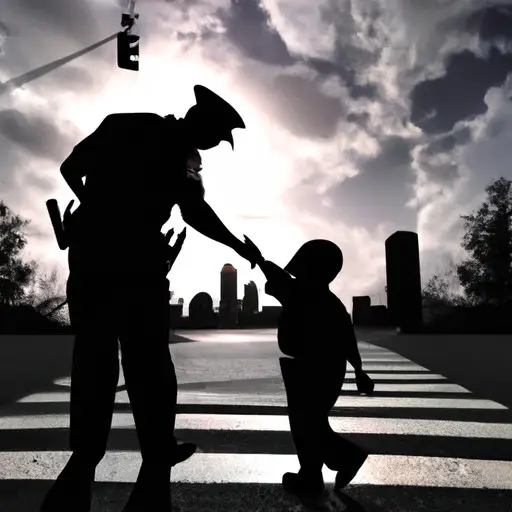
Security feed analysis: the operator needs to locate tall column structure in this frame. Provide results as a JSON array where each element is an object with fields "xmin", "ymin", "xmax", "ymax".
[
  {"xmin": 385, "ymin": 231, "xmax": 423, "ymax": 333},
  {"xmin": 219, "ymin": 263, "xmax": 238, "ymax": 327},
  {"xmin": 352, "ymin": 296, "xmax": 371, "ymax": 326},
  {"xmin": 243, "ymin": 281, "xmax": 259, "ymax": 315}
]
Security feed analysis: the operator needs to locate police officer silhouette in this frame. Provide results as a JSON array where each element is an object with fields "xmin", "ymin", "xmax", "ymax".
[{"xmin": 41, "ymin": 86, "xmax": 260, "ymax": 512}]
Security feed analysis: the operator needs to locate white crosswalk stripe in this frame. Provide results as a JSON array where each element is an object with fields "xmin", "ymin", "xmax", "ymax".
[{"xmin": 1, "ymin": 332, "xmax": 511, "ymax": 492}]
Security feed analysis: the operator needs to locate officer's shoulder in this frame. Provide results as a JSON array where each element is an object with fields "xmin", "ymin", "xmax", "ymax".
[
  {"xmin": 331, "ymin": 293, "xmax": 348, "ymax": 313},
  {"xmin": 177, "ymin": 170, "xmax": 204, "ymax": 201},
  {"xmin": 184, "ymin": 169, "xmax": 205, "ymax": 190},
  {"xmin": 101, "ymin": 112, "xmax": 165, "ymax": 128}
]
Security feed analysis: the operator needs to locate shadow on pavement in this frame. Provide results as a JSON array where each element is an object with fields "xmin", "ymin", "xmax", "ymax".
[
  {"xmin": 0, "ymin": 336, "xmax": 74, "ymax": 407},
  {"xmin": 359, "ymin": 329, "xmax": 512, "ymax": 410},
  {"xmin": 0, "ymin": 332, "xmax": 195, "ymax": 407},
  {"xmin": 3, "ymin": 480, "xmax": 512, "ymax": 512},
  {"xmin": 4, "ymin": 400, "xmax": 512, "ymax": 423},
  {"xmin": 1, "ymin": 426, "xmax": 511, "ymax": 460},
  {"xmin": 169, "ymin": 332, "xmax": 199, "ymax": 344}
]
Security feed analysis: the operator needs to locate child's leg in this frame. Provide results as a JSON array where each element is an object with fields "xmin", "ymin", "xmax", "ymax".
[
  {"xmin": 310, "ymin": 365, "xmax": 363, "ymax": 468},
  {"xmin": 315, "ymin": 364, "xmax": 368, "ymax": 488},
  {"xmin": 279, "ymin": 358, "xmax": 324, "ymax": 479}
]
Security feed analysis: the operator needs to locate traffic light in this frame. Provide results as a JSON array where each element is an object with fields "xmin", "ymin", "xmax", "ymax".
[{"xmin": 117, "ymin": 31, "xmax": 139, "ymax": 71}]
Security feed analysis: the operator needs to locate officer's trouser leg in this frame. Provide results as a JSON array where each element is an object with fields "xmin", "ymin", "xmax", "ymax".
[
  {"xmin": 118, "ymin": 282, "xmax": 178, "ymax": 468},
  {"xmin": 67, "ymin": 277, "xmax": 120, "ymax": 468}
]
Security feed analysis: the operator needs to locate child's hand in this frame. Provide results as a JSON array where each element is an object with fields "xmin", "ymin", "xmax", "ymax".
[
  {"xmin": 243, "ymin": 235, "xmax": 265, "ymax": 266},
  {"xmin": 355, "ymin": 370, "xmax": 375, "ymax": 395}
]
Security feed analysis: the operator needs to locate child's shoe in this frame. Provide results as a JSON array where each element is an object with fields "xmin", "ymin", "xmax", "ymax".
[
  {"xmin": 282, "ymin": 471, "xmax": 325, "ymax": 500},
  {"xmin": 334, "ymin": 450, "xmax": 368, "ymax": 490}
]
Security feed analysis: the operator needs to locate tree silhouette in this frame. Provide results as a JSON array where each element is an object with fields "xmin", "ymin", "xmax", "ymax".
[
  {"xmin": 422, "ymin": 262, "xmax": 472, "ymax": 307},
  {"xmin": 24, "ymin": 269, "xmax": 68, "ymax": 323},
  {"xmin": 457, "ymin": 176, "xmax": 512, "ymax": 306},
  {"xmin": 0, "ymin": 200, "xmax": 36, "ymax": 306}
]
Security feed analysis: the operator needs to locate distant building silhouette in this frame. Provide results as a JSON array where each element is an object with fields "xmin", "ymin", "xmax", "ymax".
[
  {"xmin": 169, "ymin": 304, "xmax": 183, "ymax": 326},
  {"xmin": 385, "ymin": 231, "xmax": 423, "ymax": 333},
  {"xmin": 178, "ymin": 297, "xmax": 184, "ymax": 305},
  {"xmin": 370, "ymin": 305, "xmax": 391, "ymax": 326},
  {"xmin": 219, "ymin": 263, "xmax": 238, "ymax": 327},
  {"xmin": 352, "ymin": 296, "xmax": 371, "ymax": 326},
  {"xmin": 243, "ymin": 281, "xmax": 259, "ymax": 314},
  {"xmin": 189, "ymin": 292, "xmax": 214, "ymax": 328},
  {"xmin": 261, "ymin": 305, "xmax": 282, "ymax": 326}
]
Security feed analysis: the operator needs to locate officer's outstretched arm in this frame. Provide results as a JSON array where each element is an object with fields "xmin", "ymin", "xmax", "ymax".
[{"xmin": 180, "ymin": 197, "xmax": 245, "ymax": 254}]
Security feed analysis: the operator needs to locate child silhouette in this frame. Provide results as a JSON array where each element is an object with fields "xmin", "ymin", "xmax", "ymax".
[{"xmin": 244, "ymin": 236, "xmax": 374, "ymax": 501}]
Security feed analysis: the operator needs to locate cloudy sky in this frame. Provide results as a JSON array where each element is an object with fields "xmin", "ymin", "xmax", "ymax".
[{"xmin": 1, "ymin": 0, "xmax": 512, "ymax": 311}]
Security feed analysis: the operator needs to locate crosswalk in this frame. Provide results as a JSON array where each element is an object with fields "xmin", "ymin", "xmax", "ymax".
[{"xmin": 1, "ymin": 334, "xmax": 512, "ymax": 493}]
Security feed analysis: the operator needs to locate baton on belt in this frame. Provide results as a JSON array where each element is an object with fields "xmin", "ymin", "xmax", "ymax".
[{"xmin": 46, "ymin": 199, "xmax": 69, "ymax": 250}]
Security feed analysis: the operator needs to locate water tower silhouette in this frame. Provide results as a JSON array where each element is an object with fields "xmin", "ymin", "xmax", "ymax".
[{"xmin": 189, "ymin": 292, "xmax": 215, "ymax": 328}]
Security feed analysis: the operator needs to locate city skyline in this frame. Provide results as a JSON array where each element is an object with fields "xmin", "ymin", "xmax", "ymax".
[{"xmin": 173, "ymin": 262, "xmax": 261, "ymax": 316}]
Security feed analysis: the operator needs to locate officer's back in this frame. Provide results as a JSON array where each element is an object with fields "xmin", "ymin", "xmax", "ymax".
[{"xmin": 69, "ymin": 113, "xmax": 197, "ymax": 276}]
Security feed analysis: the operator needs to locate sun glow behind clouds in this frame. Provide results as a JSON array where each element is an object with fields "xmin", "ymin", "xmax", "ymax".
[{"xmin": 37, "ymin": 43, "xmax": 310, "ymax": 306}]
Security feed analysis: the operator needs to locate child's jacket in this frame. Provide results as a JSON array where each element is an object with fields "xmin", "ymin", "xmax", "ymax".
[{"xmin": 261, "ymin": 260, "xmax": 362, "ymax": 370}]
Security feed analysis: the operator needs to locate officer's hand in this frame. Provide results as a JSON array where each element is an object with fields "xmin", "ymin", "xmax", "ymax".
[
  {"xmin": 173, "ymin": 228, "xmax": 187, "ymax": 251},
  {"xmin": 165, "ymin": 227, "xmax": 187, "ymax": 251},
  {"xmin": 62, "ymin": 200, "xmax": 75, "ymax": 234},
  {"xmin": 164, "ymin": 228, "xmax": 175, "ymax": 245},
  {"xmin": 165, "ymin": 228, "xmax": 187, "ymax": 272},
  {"xmin": 241, "ymin": 235, "xmax": 264, "ymax": 268}
]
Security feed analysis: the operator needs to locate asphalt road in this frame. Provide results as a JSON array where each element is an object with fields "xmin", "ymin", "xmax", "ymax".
[{"xmin": 0, "ymin": 329, "xmax": 511, "ymax": 511}]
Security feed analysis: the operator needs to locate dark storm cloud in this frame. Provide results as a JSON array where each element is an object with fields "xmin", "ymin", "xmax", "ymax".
[
  {"xmin": 0, "ymin": 143, "xmax": 26, "ymax": 191},
  {"xmin": 346, "ymin": 111, "xmax": 370, "ymax": 126},
  {"xmin": 285, "ymin": 136, "xmax": 419, "ymax": 234},
  {"xmin": 210, "ymin": 0, "xmax": 379, "ymax": 102},
  {"xmin": 410, "ymin": 48, "xmax": 512, "ymax": 135},
  {"xmin": 0, "ymin": 18, "xmax": 9, "ymax": 54},
  {"xmin": 13, "ymin": 0, "xmax": 99, "ymax": 41},
  {"xmin": 0, "ymin": 0, "xmax": 119, "ymax": 98},
  {"xmin": 266, "ymin": 74, "xmax": 344, "ymax": 139},
  {"xmin": 0, "ymin": 33, "xmax": 116, "ymax": 99},
  {"xmin": 422, "ymin": 158, "xmax": 460, "ymax": 185},
  {"xmin": 410, "ymin": 4, "xmax": 512, "ymax": 136},
  {"xmin": 322, "ymin": 136, "xmax": 418, "ymax": 231},
  {"xmin": 363, "ymin": 136, "xmax": 414, "ymax": 171},
  {"xmin": 31, "ymin": 65, "xmax": 97, "ymax": 93},
  {"xmin": 485, "ymin": 116, "xmax": 510, "ymax": 138},
  {"xmin": 311, "ymin": 0, "xmax": 380, "ymax": 100},
  {"xmin": 423, "ymin": 127, "xmax": 472, "ymax": 156},
  {"xmin": 0, "ymin": 19, "xmax": 9, "ymax": 36},
  {"xmin": 218, "ymin": 0, "xmax": 295, "ymax": 66},
  {"xmin": 0, "ymin": 109, "xmax": 77, "ymax": 162},
  {"xmin": 307, "ymin": 58, "xmax": 378, "ymax": 100},
  {"xmin": 466, "ymin": 4, "xmax": 512, "ymax": 41}
]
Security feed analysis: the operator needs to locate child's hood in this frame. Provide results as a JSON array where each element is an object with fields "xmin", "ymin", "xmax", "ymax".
[{"xmin": 284, "ymin": 239, "xmax": 343, "ymax": 284}]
